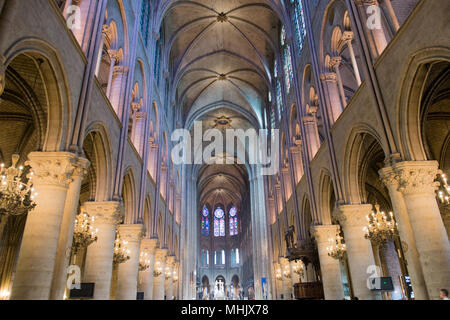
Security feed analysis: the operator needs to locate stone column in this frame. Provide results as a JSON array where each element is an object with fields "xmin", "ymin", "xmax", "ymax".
[
  {"xmin": 303, "ymin": 115, "xmax": 321, "ymax": 161},
  {"xmin": 83, "ymin": 201, "xmax": 124, "ymax": 300},
  {"xmin": 138, "ymin": 239, "xmax": 158, "ymax": 300},
  {"xmin": 106, "ymin": 49, "xmax": 122, "ymax": 98},
  {"xmin": 355, "ymin": 0, "xmax": 388, "ymax": 56},
  {"xmin": 115, "ymin": 224, "xmax": 144, "ymax": 300},
  {"xmin": 379, "ymin": 166, "xmax": 428, "ymax": 299},
  {"xmin": 342, "ymin": 31, "xmax": 362, "ymax": 86},
  {"xmin": 311, "ymin": 225, "xmax": 345, "ymax": 300},
  {"xmin": 109, "ymin": 66, "xmax": 129, "ymax": 118},
  {"xmin": 290, "ymin": 145, "xmax": 304, "ymax": 184},
  {"xmin": 153, "ymin": 248, "xmax": 167, "ymax": 300},
  {"xmin": 330, "ymin": 57, "xmax": 347, "ymax": 108},
  {"xmin": 11, "ymin": 152, "xmax": 78, "ymax": 300},
  {"xmin": 165, "ymin": 256, "xmax": 175, "ymax": 300},
  {"xmin": 394, "ymin": 161, "xmax": 450, "ymax": 299},
  {"xmin": 334, "ymin": 204, "xmax": 380, "ymax": 300},
  {"xmin": 384, "ymin": 0, "xmax": 400, "ymax": 31},
  {"xmin": 320, "ymin": 73, "xmax": 343, "ymax": 124},
  {"xmin": 50, "ymin": 157, "xmax": 90, "ymax": 300}
]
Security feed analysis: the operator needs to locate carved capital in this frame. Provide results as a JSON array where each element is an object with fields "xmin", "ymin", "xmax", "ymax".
[
  {"xmin": 333, "ymin": 204, "xmax": 373, "ymax": 228},
  {"xmin": 140, "ymin": 238, "xmax": 158, "ymax": 254},
  {"xmin": 379, "ymin": 166, "xmax": 399, "ymax": 191},
  {"xmin": 155, "ymin": 248, "xmax": 168, "ymax": 263},
  {"xmin": 113, "ymin": 66, "xmax": 129, "ymax": 76},
  {"xmin": 83, "ymin": 201, "xmax": 124, "ymax": 225},
  {"xmin": 72, "ymin": 157, "xmax": 90, "ymax": 180},
  {"xmin": 26, "ymin": 152, "xmax": 78, "ymax": 188},
  {"xmin": 310, "ymin": 224, "xmax": 340, "ymax": 244},
  {"xmin": 342, "ymin": 31, "xmax": 354, "ymax": 43},
  {"xmin": 393, "ymin": 161, "xmax": 440, "ymax": 196},
  {"xmin": 108, "ymin": 49, "xmax": 123, "ymax": 62},
  {"xmin": 117, "ymin": 224, "xmax": 144, "ymax": 243},
  {"xmin": 166, "ymin": 255, "xmax": 176, "ymax": 267},
  {"xmin": 320, "ymin": 72, "xmax": 337, "ymax": 83},
  {"xmin": 302, "ymin": 115, "xmax": 316, "ymax": 125},
  {"xmin": 330, "ymin": 56, "xmax": 342, "ymax": 70}
]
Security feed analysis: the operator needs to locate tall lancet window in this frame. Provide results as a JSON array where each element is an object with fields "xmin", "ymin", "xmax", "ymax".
[
  {"xmin": 214, "ymin": 207, "xmax": 225, "ymax": 237},
  {"xmin": 281, "ymin": 26, "xmax": 294, "ymax": 93},
  {"xmin": 276, "ymin": 80, "xmax": 283, "ymax": 119},
  {"xmin": 201, "ymin": 205, "xmax": 209, "ymax": 236},
  {"xmin": 229, "ymin": 206, "xmax": 238, "ymax": 236},
  {"xmin": 290, "ymin": 0, "xmax": 307, "ymax": 55},
  {"xmin": 140, "ymin": 0, "xmax": 151, "ymax": 47}
]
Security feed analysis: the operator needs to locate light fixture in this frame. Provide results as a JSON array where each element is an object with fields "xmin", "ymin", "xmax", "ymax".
[
  {"xmin": 283, "ymin": 265, "xmax": 291, "ymax": 279},
  {"xmin": 436, "ymin": 171, "xmax": 450, "ymax": 209},
  {"xmin": 0, "ymin": 289, "xmax": 10, "ymax": 300},
  {"xmin": 292, "ymin": 262, "xmax": 304, "ymax": 278},
  {"xmin": 139, "ymin": 251, "xmax": 151, "ymax": 271},
  {"xmin": 153, "ymin": 261, "xmax": 163, "ymax": 277},
  {"xmin": 327, "ymin": 229, "xmax": 347, "ymax": 261},
  {"xmin": 113, "ymin": 232, "xmax": 130, "ymax": 265},
  {"xmin": 72, "ymin": 210, "xmax": 98, "ymax": 254},
  {"xmin": 165, "ymin": 266, "xmax": 172, "ymax": 280},
  {"xmin": 363, "ymin": 204, "xmax": 398, "ymax": 248},
  {"xmin": 0, "ymin": 154, "xmax": 37, "ymax": 216},
  {"xmin": 275, "ymin": 267, "xmax": 282, "ymax": 280},
  {"xmin": 173, "ymin": 271, "xmax": 178, "ymax": 283}
]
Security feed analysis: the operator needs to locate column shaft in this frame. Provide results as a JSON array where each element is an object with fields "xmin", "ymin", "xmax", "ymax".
[
  {"xmin": 379, "ymin": 166, "xmax": 428, "ymax": 299},
  {"xmin": 312, "ymin": 225, "xmax": 345, "ymax": 300},
  {"xmin": 394, "ymin": 161, "xmax": 450, "ymax": 299},
  {"xmin": 116, "ymin": 224, "xmax": 144, "ymax": 300},
  {"xmin": 83, "ymin": 201, "xmax": 124, "ymax": 300},
  {"xmin": 335, "ymin": 204, "xmax": 380, "ymax": 300},
  {"xmin": 11, "ymin": 152, "xmax": 77, "ymax": 300}
]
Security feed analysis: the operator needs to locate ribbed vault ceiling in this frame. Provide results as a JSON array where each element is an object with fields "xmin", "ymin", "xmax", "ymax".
[
  {"xmin": 163, "ymin": 0, "xmax": 282, "ymax": 207},
  {"xmin": 164, "ymin": 0, "xmax": 282, "ymax": 128}
]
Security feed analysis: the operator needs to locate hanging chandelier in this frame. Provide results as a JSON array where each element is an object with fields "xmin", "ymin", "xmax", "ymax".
[
  {"xmin": 283, "ymin": 265, "xmax": 291, "ymax": 279},
  {"xmin": 436, "ymin": 171, "xmax": 450, "ymax": 209},
  {"xmin": 327, "ymin": 229, "xmax": 347, "ymax": 261},
  {"xmin": 292, "ymin": 262, "xmax": 304, "ymax": 278},
  {"xmin": 113, "ymin": 232, "xmax": 130, "ymax": 265},
  {"xmin": 363, "ymin": 204, "xmax": 398, "ymax": 247},
  {"xmin": 72, "ymin": 211, "xmax": 98, "ymax": 254},
  {"xmin": 173, "ymin": 270, "xmax": 179, "ymax": 283},
  {"xmin": 139, "ymin": 251, "xmax": 151, "ymax": 271},
  {"xmin": 0, "ymin": 154, "xmax": 37, "ymax": 216},
  {"xmin": 165, "ymin": 266, "xmax": 172, "ymax": 280},
  {"xmin": 275, "ymin": 267, "xmax": 282, "ymax": 280},
  {"xmin": 153, "ymin": 261, "xmax": 163, "ymax": 277}
]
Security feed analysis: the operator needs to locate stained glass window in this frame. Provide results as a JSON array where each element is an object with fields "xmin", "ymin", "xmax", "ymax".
[
  {"xmin": 140, "ymin": 0, "xmax": 151, "ymax": 47},
  {"xmin": 274, "ymin": 59, "xmax": 278, "ymax": 79},
  {"xmin": 229, "ymin": 206, "xmax": 238, "ymax": 236},
  {"xmin": 154, "ymin": 27, "xmax": 163, "ymax": 86},
  {"xmin": 201, "ymin": 205, "xmax": 209, "ymax": 236},
  {"xmin": 276, "ymin": 80, "xmax": 283, "ymax": 119},
  {"xmin": 280, "ymin": 26, "xmax": 294, "ymax": 93},
  {"xmin": 214, "ymin": 207, "xmax": 225, "ymax": 237},
  {"xmin": 290, "ymin": 0, "xmax": 307, "ymax": 55}
]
